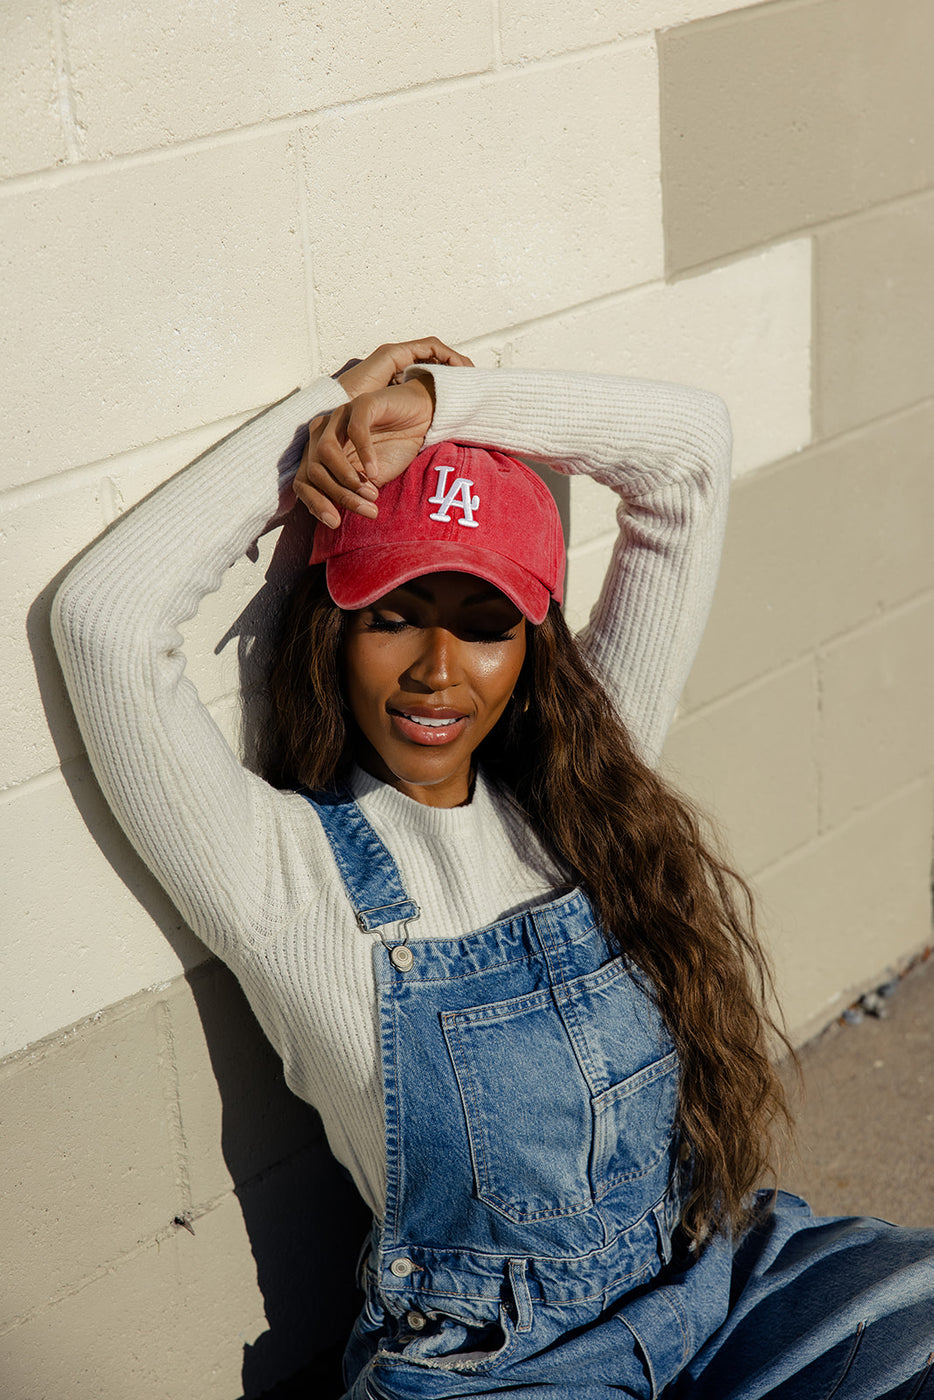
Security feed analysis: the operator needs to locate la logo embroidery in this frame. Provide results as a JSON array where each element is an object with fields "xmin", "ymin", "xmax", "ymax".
[{"xmin": 428, "ymin": 464, "xmax": 480, "ymax": 529}]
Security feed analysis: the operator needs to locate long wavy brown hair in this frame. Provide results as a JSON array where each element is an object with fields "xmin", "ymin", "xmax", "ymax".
[{"xmin": 266, "ymin": 564, "xmax": 794, "ymax": 1248}]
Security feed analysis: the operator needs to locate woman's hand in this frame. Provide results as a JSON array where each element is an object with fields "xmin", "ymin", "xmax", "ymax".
[
  {"xmin": 295, "ymin": 336, "xmax": 472, "ymax": 527},
  {"xmin": 334, "ymin": 338, "xmax": 472, "ymax": 399},
  {"xmin": 294, "ymin": 377, "xmax": 438, "ymax": 527}
]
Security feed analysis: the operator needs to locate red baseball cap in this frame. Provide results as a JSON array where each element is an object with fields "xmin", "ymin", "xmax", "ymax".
[{"xmin": 309, "ymin": 441, "xmax": 565, "ymax": 625}]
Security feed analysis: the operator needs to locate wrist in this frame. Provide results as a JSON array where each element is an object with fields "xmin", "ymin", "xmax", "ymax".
[{"xmin": 403, "ymin": 367, "xmax": 437, "ymax": 415}]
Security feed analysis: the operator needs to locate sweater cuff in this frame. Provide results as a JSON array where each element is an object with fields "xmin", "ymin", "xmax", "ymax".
[{"xmin": 403, "ymin": 364, "xmax": 541, "ymax": 452}]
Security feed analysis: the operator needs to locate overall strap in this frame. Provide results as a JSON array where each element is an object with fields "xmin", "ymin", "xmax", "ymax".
[{"xmin": 299, "ymin": 788, "xmax": 419, "ymax": 931}]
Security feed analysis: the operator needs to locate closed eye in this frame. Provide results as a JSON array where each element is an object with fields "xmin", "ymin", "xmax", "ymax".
[
  {"xmin": 466, "ymin": 628, "xmax": 518, "ymax": 644},
  {"xmin": 364, "ymin": 615, "xmax": 517, "ymax": 644},
  {"xmin": 364, "ymin": 615, "xmax": 410, "ymax": 635}
]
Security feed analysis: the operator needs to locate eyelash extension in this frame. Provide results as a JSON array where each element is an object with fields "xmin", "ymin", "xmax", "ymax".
[{"xmin": 365, "ymin": 616, "xmax": 517, "ymax": 644}]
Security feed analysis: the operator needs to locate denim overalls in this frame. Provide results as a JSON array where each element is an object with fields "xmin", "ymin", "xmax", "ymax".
[{"xmin": 304, "ymin": 789, "xmax": 934, "ymax": 1400}]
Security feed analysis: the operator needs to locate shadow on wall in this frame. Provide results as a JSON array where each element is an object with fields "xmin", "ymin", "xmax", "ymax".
[
  {"xmin": 185, "ymin": 963, "xmax": 370, "ymax": 1400},
  {"xmin": 30, "ymin": 485, "xmax": 369, "ymax": 1399}
]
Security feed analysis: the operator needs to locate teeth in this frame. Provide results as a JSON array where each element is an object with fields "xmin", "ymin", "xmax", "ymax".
[{"xmin": 403, "ymin": 714, "xmax": 460, "ymax": 727}]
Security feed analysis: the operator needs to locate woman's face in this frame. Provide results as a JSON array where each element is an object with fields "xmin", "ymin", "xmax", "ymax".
[{"xmin": 342, "ymin": 571, "xmax": 527, "ymax": 808}]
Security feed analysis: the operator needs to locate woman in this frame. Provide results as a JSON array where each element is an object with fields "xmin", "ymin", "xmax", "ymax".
[{"xmin": 53, "ymin": 340, "xmax": 934, "ymax": 1397}]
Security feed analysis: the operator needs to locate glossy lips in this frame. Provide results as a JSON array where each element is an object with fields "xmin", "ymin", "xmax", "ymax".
[{"xmin": 389, "ymin": 706, "xmax": 469, "ymax": 746}]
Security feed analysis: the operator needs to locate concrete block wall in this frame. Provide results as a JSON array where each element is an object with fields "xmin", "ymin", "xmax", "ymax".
[
  {"xmin": 657, "ymin": 0, "xmax": 934, "ymax": 1037},
  {"xmin": 1, "ymin": 0, "xmax": 931, "ymax": 1393}
]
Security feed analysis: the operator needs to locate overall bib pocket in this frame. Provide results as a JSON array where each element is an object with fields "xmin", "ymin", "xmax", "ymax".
[{"xmin": 441, "ymin": 959, "xmax": 679, "ymax": 1225}]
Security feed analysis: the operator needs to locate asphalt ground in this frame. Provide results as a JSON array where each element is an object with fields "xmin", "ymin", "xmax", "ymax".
[{"xmin": 780, "ymin": 949, "xmax": 934, "ymax": 1228}]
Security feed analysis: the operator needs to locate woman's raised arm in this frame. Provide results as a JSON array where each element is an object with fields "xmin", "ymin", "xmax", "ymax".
[
  {"xmin": 400, "ymin": 364, "xmax": 732, "ymax": 766},
  {"xmin": 51, "ymin": 378, "xmax": 353, "ymax": 958},
  {"xmin": 51, "ymin": 339, "xmax": 471, "ymax": 964}
]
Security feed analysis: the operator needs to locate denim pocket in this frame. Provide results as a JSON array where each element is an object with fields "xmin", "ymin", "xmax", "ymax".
[
  {"xmin": 393, "ymin": 1308, "xmax": 516, "ymax": 1376},
  {"xmin": 593, "ymin": 1050, "xmax": 679, "ymax": 1195},
  {"xmin": 441, "ymin": 960, "xmax": 678, "ymax": 1225}
]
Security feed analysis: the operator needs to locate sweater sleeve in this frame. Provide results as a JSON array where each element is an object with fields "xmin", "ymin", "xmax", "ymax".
[
  {"xmin": 408, "ymin": 365, "xmax": 731, "ymax": 766},
  {"xmin": 51, "ymin": 379, "xmax": 349, "ymax": 958}
]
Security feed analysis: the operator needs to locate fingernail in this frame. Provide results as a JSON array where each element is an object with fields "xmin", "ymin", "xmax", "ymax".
[
  {"xmin": 322, "ymin": 508, "xmax": 340, "ymax": 528},
  {"xmin": 358, "ymin": 482, "xmax": 378, "ymax": 501},
  {"xmin": 356, "ymin": 501, "xmax": 378, "ymax": 519}
]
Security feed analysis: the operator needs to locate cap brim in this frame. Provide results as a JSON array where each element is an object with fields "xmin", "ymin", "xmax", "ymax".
[{"xmin": 326, "ymin": 541, "xmax": 551, "ymax": 625}]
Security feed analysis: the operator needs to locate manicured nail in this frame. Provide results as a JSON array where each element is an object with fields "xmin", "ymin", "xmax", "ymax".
[{"xmin": 358, "ymin": 482, "xmax": 378, "ymax": 501}]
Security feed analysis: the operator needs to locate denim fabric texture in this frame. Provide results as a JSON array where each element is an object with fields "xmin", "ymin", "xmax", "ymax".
[{"xmin": 303, "ymin": 790, "xmax": 934, "ymax": 1400}]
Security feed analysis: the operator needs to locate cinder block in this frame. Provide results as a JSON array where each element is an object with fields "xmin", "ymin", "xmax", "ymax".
[
  {"xmin": 564, "ymin": 532, "xmax": 616, "ymax": 633},
  {"xmin": 453, "ymin": 338, "xmax": 505, "ymax": 370},
  {"xmin": 0, "ymin": 1156, "xmax": 369, "ymax": 1399},
  {"xmin": 662, "ymin": 658, "xmax": 819, "ymax": 875},
  {"xmin": 0, "ymin": 414, "xmax": 262, "ymax": 791},
  {"xmin": 569, "ymin": 475, "xmax": 618, "ymax": 550},
  {"xmin": 304, "ymin": 45, "xmax": 663, "ymax": 364},
  {"xmin": 508, "ymin": 240, "xmax": 812, "ymax": 477},
  {"xmin": 1, "ymin": 3, "xmax": 64, "ymax": 177},
  {"xmin": 67, "ymin": 0, "xmax": 494, "ymax": 158},
  {"xmin": 0, "ymin": 762, "xmax": 205, "ymax": 1058},
  {"xmin": 682, "ymin": 401, "xmax": 934, "ymax": 709},
  {"xmin": 0, "ymin": 478, "xmax": 108, "ymax": 788},
  {"xmin": 500, "ymin": 0, "xmax": 759, "ymax": 61},
  {"xmin": 0, "ymin": 1194, "xmax": 265, "ymax": 1400},
  {"xmin": 177, "ymin": 527, "xmax": 280, "ymax": 712},
  {"xmin": 0, "ymin": 1001, "xmax": 178, "ymax": 1326},
  {"xmin": 0, "ymin": 134, "xmax": 309, "ymax": 489},
  {"xmin": 756, "ymin": 780, "xmax": 934, "ymax": 1041},
  {"xmin": 102, "ymin": 412, "xmax": 256, "ymax": 518},
  {"xmin": 167, "ymin": 966, "xmax": 323, "ymax": 1208},
  {"xmin": 820, "ymin": 594, "xmax": 934, "ymax": 827},
  {"xmin": 816, "ymin": 192, "xmax": 934, "ymax": 437},
  {"xmin": 660, "ymin": 0, "xmax": 934, "ymax": 271}
]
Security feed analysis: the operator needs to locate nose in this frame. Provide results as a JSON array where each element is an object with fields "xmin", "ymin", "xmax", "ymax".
[{"xmin": 406, "ymin": 627, "xmax": 461, "ymax": 693}]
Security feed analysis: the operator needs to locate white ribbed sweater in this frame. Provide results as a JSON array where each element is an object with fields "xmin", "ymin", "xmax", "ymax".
[{"xmin": 52, "ymin": 366, "xmax": 731, "ymax": 1217}]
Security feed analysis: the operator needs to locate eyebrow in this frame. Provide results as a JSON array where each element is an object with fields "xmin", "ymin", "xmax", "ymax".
[{"xmin": 394, "ymin": 581, "xmax": 511, "ymax": 608}]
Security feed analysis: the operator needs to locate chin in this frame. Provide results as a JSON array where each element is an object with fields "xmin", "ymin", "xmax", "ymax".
[{"xmin": 388, "ymin": 757, "xmax": 463, "ymax": 788}]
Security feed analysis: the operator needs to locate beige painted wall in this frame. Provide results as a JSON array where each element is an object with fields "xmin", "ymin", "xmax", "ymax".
[{"xmin": 2, "ymin": 0, "xmax": 932, "ymax": 1393}]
